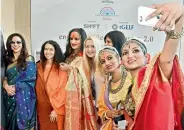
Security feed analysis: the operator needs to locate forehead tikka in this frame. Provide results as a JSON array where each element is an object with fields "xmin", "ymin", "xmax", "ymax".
[
  {"xmin": 99, "ymin": 48, "xmax": 118, "ymax": 57},
  {"xmin": 122, "ymin": 39, "xmax": 147, "ymax": 54}
]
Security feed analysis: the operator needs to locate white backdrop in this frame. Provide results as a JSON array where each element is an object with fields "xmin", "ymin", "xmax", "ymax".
[{"xmin": 31, "ymin": 0, "xmax": 183, "ymax": 62}]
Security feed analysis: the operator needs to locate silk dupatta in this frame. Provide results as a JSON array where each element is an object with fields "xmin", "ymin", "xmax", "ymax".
[
  {"xmin": 131, "ymin": 54, "xmax": 184, "ymax": 130},
  {"xmin": 64, "ymin": 57, "xmax": 97, "ymax": 130}
]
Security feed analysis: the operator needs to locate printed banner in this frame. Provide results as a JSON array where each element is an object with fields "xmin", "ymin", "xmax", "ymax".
[{"xmin": 31, "ymin": 0, "xmax": 182, "ymax": 62}]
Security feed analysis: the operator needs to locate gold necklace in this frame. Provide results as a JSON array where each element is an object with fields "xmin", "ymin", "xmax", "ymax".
[
  {"xmin": 108, "ymin": 71, "xmax": 127, "ymax": 94},
  {"xmin": 111, "ymin": 76, "xmax": 122, "ymax": 83},
  {"xmin": 65, "ymin": 52, "xmax": 80, "ymax": 64}
]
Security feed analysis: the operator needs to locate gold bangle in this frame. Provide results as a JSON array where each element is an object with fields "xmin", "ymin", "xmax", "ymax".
[
  {"xmin": 166, "ymin": 27, "xmax": 184, "ymax": 39},
  {"xmin": 104, "ymin": 110, "xmax": 111, "ymax": 120}
]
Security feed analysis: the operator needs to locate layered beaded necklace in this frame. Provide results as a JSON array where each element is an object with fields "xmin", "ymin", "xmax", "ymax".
[{"xmin": 108, "ymin": 71, "xmax": 127, "ymax": 94}]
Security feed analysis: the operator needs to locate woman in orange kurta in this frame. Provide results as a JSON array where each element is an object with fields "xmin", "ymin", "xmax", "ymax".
[{"xmin": 36, "ymin": 40, "xmax": 67, "ymax": 130}]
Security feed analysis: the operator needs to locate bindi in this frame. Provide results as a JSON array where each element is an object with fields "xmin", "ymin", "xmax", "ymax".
[{"xmin": 128, "ymin": 45, "xmax": 131, "ymax": 49}]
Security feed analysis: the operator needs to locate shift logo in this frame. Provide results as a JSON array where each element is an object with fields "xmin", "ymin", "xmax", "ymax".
[
  {"xmin": 112, "ymin": 24, "xmax": 134, "ymax": 30},
  {"xmin": 83, "ymin": 24, "xmax": 100, "ymax": 29}
]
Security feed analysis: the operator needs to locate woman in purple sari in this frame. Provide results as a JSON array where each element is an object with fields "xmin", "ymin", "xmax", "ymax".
[{"xmin": 3, "ymin": 33, "xmax": 36, "ymax": 130}]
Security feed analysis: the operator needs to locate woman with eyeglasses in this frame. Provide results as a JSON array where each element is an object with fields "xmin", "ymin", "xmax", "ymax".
[{"xmin": 3, "ymin": 33, "xmax": 36, "ymax": 130}]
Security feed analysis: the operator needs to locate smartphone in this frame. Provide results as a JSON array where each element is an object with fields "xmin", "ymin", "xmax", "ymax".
[
  {"xmin": 138, "ymin": 6, "xmax": 175, "ymax": 30},
  {"xmin": 118, "ymin": 120, "xmax": 126, "ymax": 129},
  {"xmin": 116, "ymin": 101, "xmax": 122, "ymax": 110},
  {"xmin": 113, "ymin": 101, "xmax": 125, "ymax": 125}
]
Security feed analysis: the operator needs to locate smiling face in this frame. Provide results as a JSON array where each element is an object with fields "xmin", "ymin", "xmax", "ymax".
[
  {"xmin": 99, "ymin": 50, "xmax": 120, "ymax": 73},
  {"xmin": 44, "ymin": 43, "xmax": 55, "ymax": 60},
  {"xmin": 70, "ymin": 31, "xmax": 81, "ymax": 50},
  {"xmin": 121, "ymin": 42, "xmax": 147, "ymax": 71},
  {"xmin": 10, "ymin": 36, "xmax": 23, "ymax": 53},
  {"xmin": 85, "ymin": 39, "xmax": 96, "ymax": 58}
]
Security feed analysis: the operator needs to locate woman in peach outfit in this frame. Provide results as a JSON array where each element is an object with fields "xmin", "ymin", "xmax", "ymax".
[{"xmin": 36, "ymin": 40, "xmax": 67, "ymax": 130}]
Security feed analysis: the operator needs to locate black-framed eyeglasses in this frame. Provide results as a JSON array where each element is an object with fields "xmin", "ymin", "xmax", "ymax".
[{"xmin": 10, "ymin": 41, "xmax": 22, "ymax": 44}]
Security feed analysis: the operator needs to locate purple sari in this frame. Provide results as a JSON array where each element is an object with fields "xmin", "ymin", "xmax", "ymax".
[{"xmin": 4, "ymin": 56, "xmax": 36, "ymax": 130}]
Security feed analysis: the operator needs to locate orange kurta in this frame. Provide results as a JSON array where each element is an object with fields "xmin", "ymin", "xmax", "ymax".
[{"xmin": 36, "ymin": 62, "xmax": 67, "ymax": 130}]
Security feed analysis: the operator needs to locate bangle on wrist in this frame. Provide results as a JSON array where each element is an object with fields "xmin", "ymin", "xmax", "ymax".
[
  {"xmin": 166, "ymin": 27, "xmax": 184, "ymax": 39},
  {"xmin": 104, "ymin": 110, "xmax": 111, "ymax": 120}
]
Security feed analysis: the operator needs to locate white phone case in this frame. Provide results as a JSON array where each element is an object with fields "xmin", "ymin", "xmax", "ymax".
[
  {"xmin": 138, "ymin": 6, "xmax": 175, "ymax": 30},
  {"xmin": 118, "ymin": 120, "xmax": 126, "ymax": 129}
]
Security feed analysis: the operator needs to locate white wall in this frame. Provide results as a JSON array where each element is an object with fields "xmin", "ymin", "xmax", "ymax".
[
  {"xmin": 31, "ymin": 0, "xmax": 183, "ymax": 63},
  {"xmin": 1, "ymin": 0, "xmax": 31, "ymax": 53},
  {"xmin": 1, "ymin": 0, "xmax": 183, "ymax": 70},
  {"xmin": 1, "ymin": 0, "xmax": 16, "ymax": 39}
]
